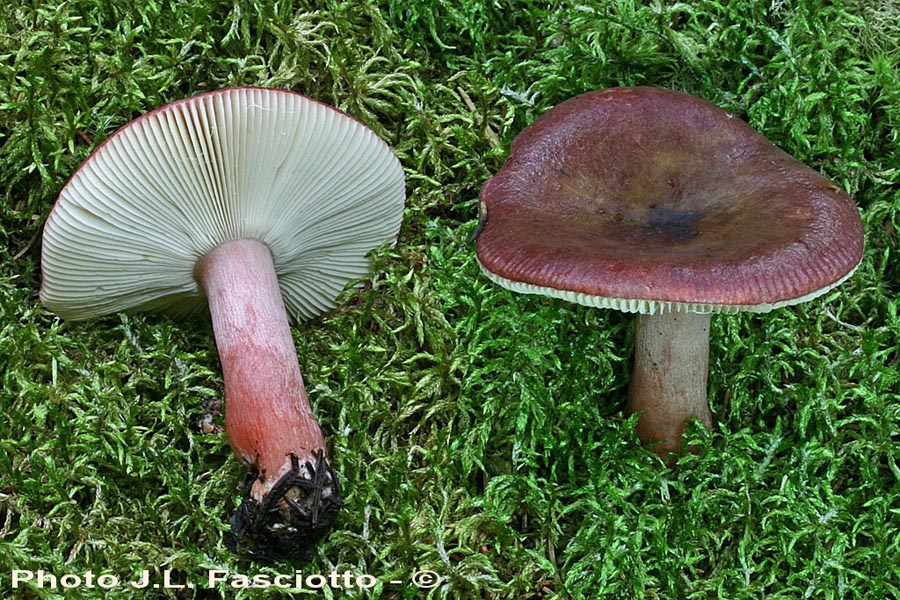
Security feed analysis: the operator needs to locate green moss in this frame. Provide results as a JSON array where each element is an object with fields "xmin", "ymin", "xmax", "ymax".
[{"xmin": 2, "ymin": 0, "xmax": 898, "ymax": 598}]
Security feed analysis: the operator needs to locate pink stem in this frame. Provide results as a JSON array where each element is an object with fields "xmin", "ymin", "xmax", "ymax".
[
  {"xmin": 195, "ymin": 238, "xmax": 325, "ymax": 500},
  {"xmin": 626, "ymin": 311, "xmax": 714, "ymax": 461}
]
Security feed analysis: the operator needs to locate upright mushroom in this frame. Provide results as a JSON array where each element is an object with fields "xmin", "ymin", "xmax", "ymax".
[
  {"xmin": 474, "ymin": 86, "xmax": 863, "ymax": 459},
  {"xmin": 40, "ymin": 87, "xmax": 405, "ymax": 558}
]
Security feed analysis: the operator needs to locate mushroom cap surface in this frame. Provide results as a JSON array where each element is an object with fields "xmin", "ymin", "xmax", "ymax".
[
  {"xmin": 475, "ymin": 86, "xmax": 864, "ymax": 314},
  {"xmin": 41, "ymin": 87, "xmax": 405, "ymax": 321}
]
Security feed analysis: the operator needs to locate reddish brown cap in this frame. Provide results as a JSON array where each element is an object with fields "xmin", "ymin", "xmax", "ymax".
[{"xmin": 475, "ymin": 87, "xmax": 864, "ymax": 314}]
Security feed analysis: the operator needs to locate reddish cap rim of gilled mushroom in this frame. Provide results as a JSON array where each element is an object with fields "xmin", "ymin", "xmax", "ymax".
[
  {"xmin": 475, "ymin": 86, "xmax": 864, "ymax": 314},
  {"xmin": 40, "ymin": 87, "xmax": 405, "ymax": 321}
]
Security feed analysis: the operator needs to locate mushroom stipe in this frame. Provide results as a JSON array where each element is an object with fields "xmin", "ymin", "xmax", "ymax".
[{"xmin": 227, "ymin": 450, "xmax": 343, "ymax": 562}]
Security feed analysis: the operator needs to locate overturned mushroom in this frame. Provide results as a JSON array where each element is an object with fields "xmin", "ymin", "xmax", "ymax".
[
  {"xmin": 40, "ymin": 87, "xmax": 405, "ymax": 558},
  {"xmin": 475, "ymin": 86, "xmax": 863, "ymax": 460}
]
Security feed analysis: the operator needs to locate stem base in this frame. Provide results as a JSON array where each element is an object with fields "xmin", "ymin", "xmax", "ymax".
[{"xmin": 226, "ymin": 450, "xmax": 343, "ymax": 562}]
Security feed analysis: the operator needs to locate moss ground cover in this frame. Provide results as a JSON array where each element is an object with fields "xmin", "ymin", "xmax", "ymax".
[{"xmin": 1, "ymin": 0, "xmax": 898, "ymax": 598}]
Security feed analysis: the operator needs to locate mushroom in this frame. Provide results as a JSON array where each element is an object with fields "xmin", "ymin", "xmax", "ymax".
[
  {"xmin": 40, "ymin": 87, "xmax": 405, "ymax": 558},
  {"xmin": 474, "ymin": 86, "xmax": 864, "ymax": 460}
]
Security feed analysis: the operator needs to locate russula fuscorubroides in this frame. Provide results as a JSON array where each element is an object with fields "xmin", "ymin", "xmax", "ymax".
[
  {"xmin": 475, "ymin": 86, "xmax": 863, "ymax": 460},
  {"xmin": 40, "ymin": 86, "xmax": 406, "ymax": 559}
]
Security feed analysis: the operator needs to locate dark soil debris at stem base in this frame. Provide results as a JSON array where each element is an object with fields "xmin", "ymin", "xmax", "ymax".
[{"xmin": 226, "ymin": 451, "xmax": 343, "ymax": 562}]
